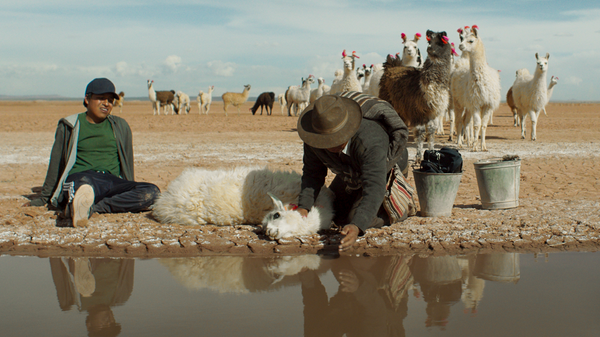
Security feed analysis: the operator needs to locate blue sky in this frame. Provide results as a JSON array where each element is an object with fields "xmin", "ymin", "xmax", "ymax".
[{"xmin": 1, "ymin": 0, "xmax": 599, "ymax": 101}]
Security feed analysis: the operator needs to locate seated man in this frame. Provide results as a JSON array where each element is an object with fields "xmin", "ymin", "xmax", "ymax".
[
  {"xmin": 28, "ymin": 78, "xmax": 160, "ymax": 226},
  {"xmin": 296, "ymin": 93, "xmax": 409, "ymax": 251}
]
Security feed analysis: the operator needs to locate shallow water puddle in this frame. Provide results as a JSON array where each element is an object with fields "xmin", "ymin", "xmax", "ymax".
[{"xmin": 1, "ymin": 252, "xmax": 599, "ymax": 336}]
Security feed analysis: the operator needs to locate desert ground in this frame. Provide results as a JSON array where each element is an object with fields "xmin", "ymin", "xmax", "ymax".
[{"xmin": 1, "ymin": 99, "xmax": 599, "ymax": 257}]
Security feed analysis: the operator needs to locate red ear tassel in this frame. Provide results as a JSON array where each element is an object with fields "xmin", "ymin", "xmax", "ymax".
[
  {"xmin": 352, "ymin": 51, "xmax": 359, "ymax": 58},
  {"xmin": 472, "ymin": 24, "xmax": 479, "ymax": 30},
  {"xmin": 458, "ymin": 28, "xmax": 463, "ymax": 34},
  {"xmin": 342, "ymin": 49, "xmax": 347, "ymax": 57},
  {"xmin": 442, "ymin": 36, "xmax": 449, "ymax": 44},
  {"xmin": 426, "ymin": 36, "xmax": 431, "ymax": 42}
]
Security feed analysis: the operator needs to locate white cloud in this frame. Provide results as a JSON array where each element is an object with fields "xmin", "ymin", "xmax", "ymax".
[
  {"xmin": 566, "ymin": 76, "xmax": 582, "ymax": 85},
  {"xmin": 207, "ymin": 61, "xmax": 236, "ymax": 77},
  {"xmin": 164, "ymin": 55, "xmax": 182, "ymax": 73}
]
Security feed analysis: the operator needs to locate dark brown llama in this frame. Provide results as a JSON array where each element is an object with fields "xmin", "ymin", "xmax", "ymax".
[{"xmin": 379, "ymin": 30, "xmax": 453, "ymax": 162}]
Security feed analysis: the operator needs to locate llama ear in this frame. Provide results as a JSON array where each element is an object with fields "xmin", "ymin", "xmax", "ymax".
[
  {"xmin": 535, "ymin": 53, "xmax": 539, "ymax": 60},
  {"xmin": 414, "ymin": 33, "xmax": 421, "ymax": 41},
  {"xmin": 267, "ymin": 192, "xmax": 286, "ymax": 211},
  {"xmin": 401, "ymin": 33, "xmax": 407, "ymax": 43},
  {"xmin": 546, "ymin": 53, "xmax": 550, "ymax": 60}
]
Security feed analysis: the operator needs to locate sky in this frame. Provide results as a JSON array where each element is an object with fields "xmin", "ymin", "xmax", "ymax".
[{"xmin": 1, "ymin": 0, "xmax": 599, "ymax": 101}]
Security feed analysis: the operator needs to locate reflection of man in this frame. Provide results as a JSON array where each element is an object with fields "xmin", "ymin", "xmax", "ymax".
[
  {"xmin": 49, "ymin": 258, "xmax": 134, "ymax": 337},
  {"xmin": 299, "ymin": 255, "xmax": 413, "ymax": 337}
]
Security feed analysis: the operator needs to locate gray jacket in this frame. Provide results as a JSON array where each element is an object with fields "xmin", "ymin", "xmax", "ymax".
[{"xmin": 30, "ymin": 113, "xmax": 134, "ymax": 207}]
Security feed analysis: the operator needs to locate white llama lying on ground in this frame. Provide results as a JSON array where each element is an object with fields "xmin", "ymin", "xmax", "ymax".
[{"xmin": 152, "ymin": 166, "xmax": 334, "ymax": 240}]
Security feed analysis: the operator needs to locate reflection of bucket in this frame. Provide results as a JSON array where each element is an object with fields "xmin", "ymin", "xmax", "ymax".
[
  {"xmin": 412, "ymin": 170, "xmax": 462, "ymax": 217},
  {"xmin": 474, "ymin": 159, "xmax": 521, "ymax": 210},
  {"xmin": 474, "ymin": 253, "xmax": 520, "ymax": 283}
]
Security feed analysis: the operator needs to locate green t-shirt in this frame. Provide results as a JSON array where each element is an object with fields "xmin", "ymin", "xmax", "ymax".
[{"xmin": 69, "ymin": 113, "xmax": 121, "ymax": 177}]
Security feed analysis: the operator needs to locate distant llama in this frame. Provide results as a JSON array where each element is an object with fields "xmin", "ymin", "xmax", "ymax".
[
  {"xmin": 197, "ymin": 85, "xmax": 214, "ymax": 114},
  {"xmin": 450, "ymin": 25, "xmax": 501, "ymax": 151},
  {"xmin": 510, "ymin": 53, "xmax": 552, "ymax": 140},
  {"xmin": 222, "ymin": 84, "xmax": 251, "ymax": 116}
]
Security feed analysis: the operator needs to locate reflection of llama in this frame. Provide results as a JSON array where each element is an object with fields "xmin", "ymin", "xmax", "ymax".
[
  {"xmin": 450, "ymin": 26, "xmax": 501, "ymax": 151},
  {"xmin": 511, "ymin": 53, "xmax": 551, "ymax": 141},
  {"xmin": 158, "ymin": 255, "xmax": 323, "ymax": 293},
  {"xmin": 152, "ymin": 166, "xmax": 334, "ymax": 240},
  {"xmin": 379, "ymin": 30, "xmax": 453, "ymax": 162}
]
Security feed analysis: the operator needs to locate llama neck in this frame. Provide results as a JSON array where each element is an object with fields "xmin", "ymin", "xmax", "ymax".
[
  {"xmin": 402, "ymin": 54, "xmax": 418, "ymax": 67},
  {"xmin": 533, "ymin": 67, "xmax": 548, "ymax": 93},
  {"xmin": 148, "ymin": 84, "xmax": 156, "ymax": 100},
  {"xmin": 468, "ymin": 41, "xmax": 488, "ymax": 74},
  {"xmin": 547, "ymin": 82, "xmax": 556, "ymax": 100}
]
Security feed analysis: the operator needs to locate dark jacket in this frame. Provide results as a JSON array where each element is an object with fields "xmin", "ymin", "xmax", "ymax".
[
  {"xmin": 30, "ymin": 113, "xmax": 134, "ymax": 207},
  {"xmin": 298, "ymin": 93, "xmax": 409, "ymax": 232}
]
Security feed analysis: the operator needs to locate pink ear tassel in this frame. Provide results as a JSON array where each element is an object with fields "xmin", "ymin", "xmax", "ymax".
[
  {"xmin": 452, "ymin": 48, "xmax": 459, "ymax": 56},
  {"xmin": 442, "ymin": 36, "xmax": 449, "ymax": 44},
  {"xmin": 415, "ymin": 33, "xmax": 421, "ymax": 41},
  {"xmin": 457, "ymin": 28, "xmax": 463, "ymax": 34},
  {"xmin": 342, "ymin": 50, "xmax": 347, "ymax": 57},
  {"xmin": 401, "ymin": 33, "xmax": 406, "ymax": 39}
]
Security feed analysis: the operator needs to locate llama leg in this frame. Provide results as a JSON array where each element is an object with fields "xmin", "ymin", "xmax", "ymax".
[
  {"xmin": 415, "ymin": 126, "xmax": 426, "ymax": 163},
  {"xmin": 513, "ymin": 109, "xmax": 519, "ymax": 127},
  {"xmin": 531, "ymin": 110, "xmax": 540, "ymax": 141},
  {"xmin": 520, "ymin": 113, "xmax": 528, "ymax": 139},
  {"xmin": 480, "ymin": 110, "xmax": 492, "ymax": 151},
  {"xmin": 472, "ymin": 112, "xmax": 482, "ymax": 151},
  {"xmin": 426, "ymin": 119, "xmax": 437, "ymax": 151}
]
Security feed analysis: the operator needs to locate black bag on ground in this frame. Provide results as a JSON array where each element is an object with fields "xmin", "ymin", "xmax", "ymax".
[{"xmin": 420, "ymin": 147, "xmax": 463, "ymax": 173}]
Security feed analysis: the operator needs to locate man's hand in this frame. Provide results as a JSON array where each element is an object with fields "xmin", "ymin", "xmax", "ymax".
[
  {"xmin": 339, "ymin": 224, "xmax": 360, "ymax": 252},
  {"xmin": 296, "ymin": 207, "xmax": 309, "ymax": 218},
  {"xmin": 336, "ymin": 269, "xmax": 359, "ymax": 293}
]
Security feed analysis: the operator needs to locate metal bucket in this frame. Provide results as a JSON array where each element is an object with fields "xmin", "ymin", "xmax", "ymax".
[
  {"xmin": 412, "ymin": 170, "xmax": 462, "ymax": 217},
  {"xmin": 474, "ymin": 158, "xmax": 521, "ymax": 210},
  {"xmin": 473, "ymin": 253, "xmax": 520, "ymax": 283}
]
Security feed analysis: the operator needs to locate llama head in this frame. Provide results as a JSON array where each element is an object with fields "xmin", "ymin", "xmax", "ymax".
[
  {"xmin": 425, "ymin": 30, "xmax": 452, "ymax": 61},
  {"xmin": 262, "ymin": 193, "xmax": 307, "ymax": 240},
  {"xmin": 535, "ymin": 53, "xmax": 550, "ymax": 72},
  {"xmin": 356, "ymin": 67, "xmax": 365, "ymax": 79},
  {"xmin": 550, "ymin": 76, "xmax": 559, "ymax": 85},
  {"xmin": 147, "ymin": 79, "xmax": 154, "ymax": 88},
  {"xmin": 244, "ymin": 84, "xmax": 251, "ymax": 91},
  {"xmin": 458, "ymin": 26, "xmax": 479, "ymax": 54}
]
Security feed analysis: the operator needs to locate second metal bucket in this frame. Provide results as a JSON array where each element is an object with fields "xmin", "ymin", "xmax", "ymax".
[{"xmin": 474, "ymin": 158, "xmax": 521, "ymax": 210}]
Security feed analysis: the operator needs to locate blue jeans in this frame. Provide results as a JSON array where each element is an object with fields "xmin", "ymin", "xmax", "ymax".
[{"xmin": 63, "ymin": 170, "xmax": 160, "ymax": 214}]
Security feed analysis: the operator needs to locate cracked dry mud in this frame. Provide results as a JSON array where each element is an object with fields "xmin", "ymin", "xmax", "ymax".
[{"xmin": 1, "ymin": 100, "xmax": 599, "ymax": 257}]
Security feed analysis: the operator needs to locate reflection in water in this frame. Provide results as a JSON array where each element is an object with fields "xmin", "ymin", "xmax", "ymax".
[
  {"xmin": 158, "ymin": 255, "xmax": 325, "ymax": 293},
  {"xmin": 44, "ymin": 253, "xmax": 522, "ymax": 336},
  {"xmin": 49, "ymin": 258, "xmax": 134, "ymax": 337}
]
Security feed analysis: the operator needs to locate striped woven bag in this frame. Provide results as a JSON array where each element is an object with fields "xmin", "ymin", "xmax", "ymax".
[{"xmin": 383, "ymin": 164, "xmax": 416, "ymax": 223}]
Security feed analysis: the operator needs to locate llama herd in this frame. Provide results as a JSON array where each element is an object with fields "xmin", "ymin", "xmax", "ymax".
[{"xmin": 150, "ymin": 25, "xmax": 559, "ymax": 239}]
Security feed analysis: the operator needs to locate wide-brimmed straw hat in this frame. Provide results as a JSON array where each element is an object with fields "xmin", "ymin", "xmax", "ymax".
[{"xmin": 297, "ymin": 95, "xmax": 362, "ymax": 149}]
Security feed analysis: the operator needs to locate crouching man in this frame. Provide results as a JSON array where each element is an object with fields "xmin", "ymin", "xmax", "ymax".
[
  {"xmin": 27, "ymin": 78, "xmax": 160, "ymax": 226},
  {"xmin": 295, "ymin": 93, "xmax": 409, "ymax": 251}
]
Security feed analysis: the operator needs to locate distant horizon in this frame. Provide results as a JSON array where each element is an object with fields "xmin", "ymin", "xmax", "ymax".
[{"xmin": 1, "ymin": 94, "xmax": 598, "ymax": 104}]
